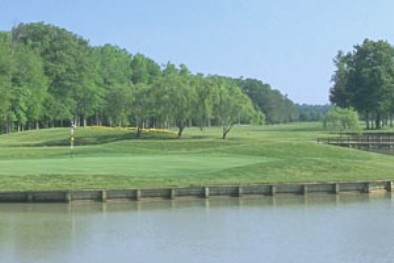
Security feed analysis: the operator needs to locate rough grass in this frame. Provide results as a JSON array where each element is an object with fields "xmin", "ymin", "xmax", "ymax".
[{"xmin": 0, "ymin": 123, "xmax": 393, "ymax": 191}]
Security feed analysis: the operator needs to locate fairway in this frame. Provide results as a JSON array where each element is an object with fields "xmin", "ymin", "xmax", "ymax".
[{"xmin": 1, "ymin": 123, "xmax": 394, "ymax": 191}]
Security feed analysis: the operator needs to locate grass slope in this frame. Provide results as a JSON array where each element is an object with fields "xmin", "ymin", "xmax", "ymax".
[{"xmin": 0, "ymin": 123, "xmax": 393, "ymax": 191}]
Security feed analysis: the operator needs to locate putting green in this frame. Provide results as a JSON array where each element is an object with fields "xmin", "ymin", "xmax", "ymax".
[{"xmin": 0, "ymin": 154, "xmax": 278, "ymax": 177}]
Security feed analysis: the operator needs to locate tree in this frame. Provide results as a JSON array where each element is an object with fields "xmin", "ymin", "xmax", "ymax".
[
  {"xmin": 162, "ymin": 62, "xmax": 179, "ymax": 76},
  {"xmin": 237, "ymin": 78, "xmax": 298, "ymax": 124},
  {"xmin": 12, "ymin": 22, "xmax": 96, "ymax": 127},
  {"xmin": 130, "ymin": 53, "xmax": 161, "ymax": 84},
  {"xmin": 150, "ymin": 74, "xmax": 195, "ymax": 138},
  {"xmin": 89, "ymin": 45, "xmax": 133, "ymax": 126},
  {"xmin": 330, "ymin": 39, "xmax": 394, "ymax": 129},
  {"xmin": 191, "ymin": 75, "xmax": 217, "ymax": 129},
  {"xmin": 323, "ymin": 107, "xmax": 360, "ymax": 131},
  {"xmin": 329, "ymin": 51, "xmax": 352, "ymax": 108},
  {"xmin": 93, "ymin": 44, "xmax": 132, "ymax": 86},
  {"xmin": 211, "ymin": 77, "xmax": 256, "ymax": 139},
  {"xmin": 131, "ymin": 83, "xmax": 155, "ymax": 137},
  {"xmin": 11, "ymin": 44, "xmax": 47, "ymax": 130},
  {"xmin": 0, "ymin": 31, "xmax": 47, "ymax": 132},
  {"xmin": 0, "ymin": 32, "xmax": 13, "ymax": 133},
  {"xmin": 105, "ymin": 83, "xmax": 134, "ymax": 126}
]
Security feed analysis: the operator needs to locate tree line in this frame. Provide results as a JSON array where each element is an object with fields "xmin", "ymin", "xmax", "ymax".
[
  {"xmin": 330, "ymin": 39, "xmax": 394, "ymax": 129},
  {"xmin": 0, "ymin": 22, "xmax": 300, "ymax": 138},
  {"xmin": 296, "ymin": 104, "xmax": 332, "ymax": 122}
]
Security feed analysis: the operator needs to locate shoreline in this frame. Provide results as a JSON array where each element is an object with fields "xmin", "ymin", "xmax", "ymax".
[{"xmin": 0, "ymin": 180, "xmax": 392, "ymax": 203}]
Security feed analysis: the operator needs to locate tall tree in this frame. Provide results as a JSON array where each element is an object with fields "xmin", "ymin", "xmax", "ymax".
[
  {"xmin": 0, "ymin": 32, "xmax": 13, "ymax": 133},
  {"xmin": 211, "ymin": 77, "xmax": 256, "ymax": 139},
  {"xmin": 150, "ymin": 74, "xmax": 195, "ymax": 138},
  {"xmin": 12, "ymin": 22, "xmax": 92, "ymax": 126},
  {"xmin": 105, "ymin": 83, "xmax": 134, "ymax": 126},
  {"xmin": 131, "ymin": 83, "xmax": 152, "ymax": 137},
  {"xmin": 329, "ymin": 51, "xmax": 352, "ymax": 108},
  {"xmin": 92, "ymin": 45, "xmax": 134, "ymax": 126},
  {"xmin": 11, "ymin": 44, "xmax": 47, "ymax": 130},
  {"xmin": 330, "ymin": 39, "xmax": 394, "ymax": 129},
  {"xmin": 0, "ymin": 31, "xmax": 47, "ymax": 132},
  {"xmin": 191, "ymin": 75, "xmax": 217, "ymax": 128}
]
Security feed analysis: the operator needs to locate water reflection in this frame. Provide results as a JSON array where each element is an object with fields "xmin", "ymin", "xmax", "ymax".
[{"xmin": 0, "ymin": 193, "xmax": 393, "ymax": 263}]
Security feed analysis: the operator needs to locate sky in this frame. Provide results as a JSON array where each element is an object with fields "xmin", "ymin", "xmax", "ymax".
[{"xmin": 1, "ymin": 0, "xmax": 394, "ymax": 104}]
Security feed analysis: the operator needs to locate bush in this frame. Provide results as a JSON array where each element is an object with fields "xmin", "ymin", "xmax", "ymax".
[{"xmin": 323, "ymin": 107, "xmax": 360, "ymax": 131}]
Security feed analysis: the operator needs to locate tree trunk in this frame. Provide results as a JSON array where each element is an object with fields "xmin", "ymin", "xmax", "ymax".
[
  {"xmin": 136, "ymin": 126, "xmax": 142, "ymax": 138},
  {"xmin": 176, "ymin": 120, "xmax": 185, "ymax": 138},
  {"xmin": 375, "ymin": 113, "xmax": 381, "ymax": 130},
  {"xmin": 365, "ymin": 113, "xmax": 370, "ymax": 130},
  {"xmin": 222, "ymin": 125, "xmax": 233, "ymax": 140}
]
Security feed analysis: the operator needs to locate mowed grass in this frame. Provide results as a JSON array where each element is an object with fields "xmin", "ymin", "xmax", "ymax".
[{"xmin": 0, "ymin": 122, "xmax": 394, "ymax": 191}]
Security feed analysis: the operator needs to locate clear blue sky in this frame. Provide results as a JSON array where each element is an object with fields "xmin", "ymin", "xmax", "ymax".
[{"xmin": 1, "ymin": 0, "xmax": 394, "ymax": 104}]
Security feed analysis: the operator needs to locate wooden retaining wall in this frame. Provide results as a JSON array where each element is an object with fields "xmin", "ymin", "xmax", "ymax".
[{"xmin": 0, "ymin": 180, "xmax": 392, "ymax": 203}]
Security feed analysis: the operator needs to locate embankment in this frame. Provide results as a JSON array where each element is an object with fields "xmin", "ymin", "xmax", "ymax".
[{"xmin": 0, "ymin": 180, "xmax": 392, "ymax": 203}]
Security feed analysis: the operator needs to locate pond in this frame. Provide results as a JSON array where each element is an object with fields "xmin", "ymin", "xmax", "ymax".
[{"xmin": 1, "ymin": 193, "xmax": 393, "ymax": 263}]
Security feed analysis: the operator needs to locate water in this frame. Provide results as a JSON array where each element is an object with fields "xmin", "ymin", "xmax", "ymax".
[{"xmin": 1, "ymin": 193, "xmax": 394, "ymax": 263}]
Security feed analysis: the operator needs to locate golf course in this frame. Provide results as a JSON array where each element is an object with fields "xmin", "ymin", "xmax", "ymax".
[{"xmin": 0, "ymin": 122, "xmax": 393, "ymax": 192}]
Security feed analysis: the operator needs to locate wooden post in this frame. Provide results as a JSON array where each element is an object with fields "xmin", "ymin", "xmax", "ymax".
[
  {"xmin": 271, "ymin": 185, "xmax": 276, "ymax": 196},
  {"xmin": 136, "ymin": 189, "xmax": 142, "ymax": 201},
  {"xmin": 170, "ymin": 189, "xmax": 176, "ymax": 200},
  {"xmin": 388, "ymin": 181, "xmax": 394, "ymax": 192},
  {"xmin": 238, "ymin": 186, "xmax": 243, "ymax": 197},
  {"xmin": 302, "ymin": 185, "xmax": 308, "ymax": 195},
  {"xmin": 365, "ymin": 182, "xmax": 372, "ymax": 193},
  {"xmin": 204, "ymin": 187, "xmax": 210, "ymax": 198},
  {"xmin": 101, "ymin": 190, "xmax": 107, "ymax": 202},
  {"xmin": 65, "ymin": 192, "xmax": 72, "ymax": 203},
  {"xmin": 334, "ymin": 183, "xmax": 340, "ymax": 194}
]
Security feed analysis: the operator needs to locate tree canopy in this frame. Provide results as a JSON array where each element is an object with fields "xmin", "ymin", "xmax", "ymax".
[
  {"xmin": 323, "ymin": 107, "xmax": 360, "ymax": 131},
  {"xmin": 330, "ymin": 39, "xmax": 394, "ymax": 129},
  {"xmin": 0, "ymin": 22, "xmax": 300, "ymax": 138}
]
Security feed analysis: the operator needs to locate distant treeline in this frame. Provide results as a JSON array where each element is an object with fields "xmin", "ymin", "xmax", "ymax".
[
  {"xmin": 0, "ymin": 22, "xmax": 316, "ymax": 137},
  {"xmin": 296, "ymin": 104, "xmax": 332, "ymax": 122}
]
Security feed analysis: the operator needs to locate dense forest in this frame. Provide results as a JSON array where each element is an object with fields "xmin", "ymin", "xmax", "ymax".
[
  {"xmin": 0, "ymin": 22, "xmax": 301, "ymax": 138},
  {"xmin": 330, "ymin": 39, "xmax": 394, "ymax": 129}
]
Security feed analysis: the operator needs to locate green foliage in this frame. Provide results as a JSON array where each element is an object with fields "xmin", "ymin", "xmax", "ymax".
[
  {"xmin": 237, "ymin": 78, "xmax": 299, "ymax": 124},
  {"xmin": 12, "ymin": 22, "xmax": 93, "ymax": 124},
  {"xmin": 130, "ymin": 53, "xmax": 161, "ymax": 84},
  {"xmin": 323, "ymin": 107, "xmax": 360, "ymax": 131},
  {"xmin": 105, "ymin": 83, "xmax": 134, "ymax": 126},
  {"xmin": 0, "ymin": 32, "xmax": 13, "ymax": 132},
  {"xmin": 297, "ymin": 104, "xmax": 332, "ymax": 122},
  {"xmin": 330, "ymin": 39, "xmax": 394, "ymax": 129},
  {"xmin": 0, "ymin": 30, "xmax": 47, "ymax": 132},
  {"xmin": 210, "ymin": 77, "xmax": 257, "ymax": 139},
  {"xmin": 0, "ymin": 22, "xmax": 296, "ymax": 139},
  {"xmin": 150, "ymin": 74, "xmax": 195, "ymax": 138},
  {"xmin": 192, "ymin": 76, "xmax": 217, "ymax": 129}
]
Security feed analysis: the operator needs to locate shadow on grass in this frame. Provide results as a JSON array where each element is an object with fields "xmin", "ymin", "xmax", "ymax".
[{"xmin": 16, "ymin": 132, "xmax": 181, "ymax": 147}]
